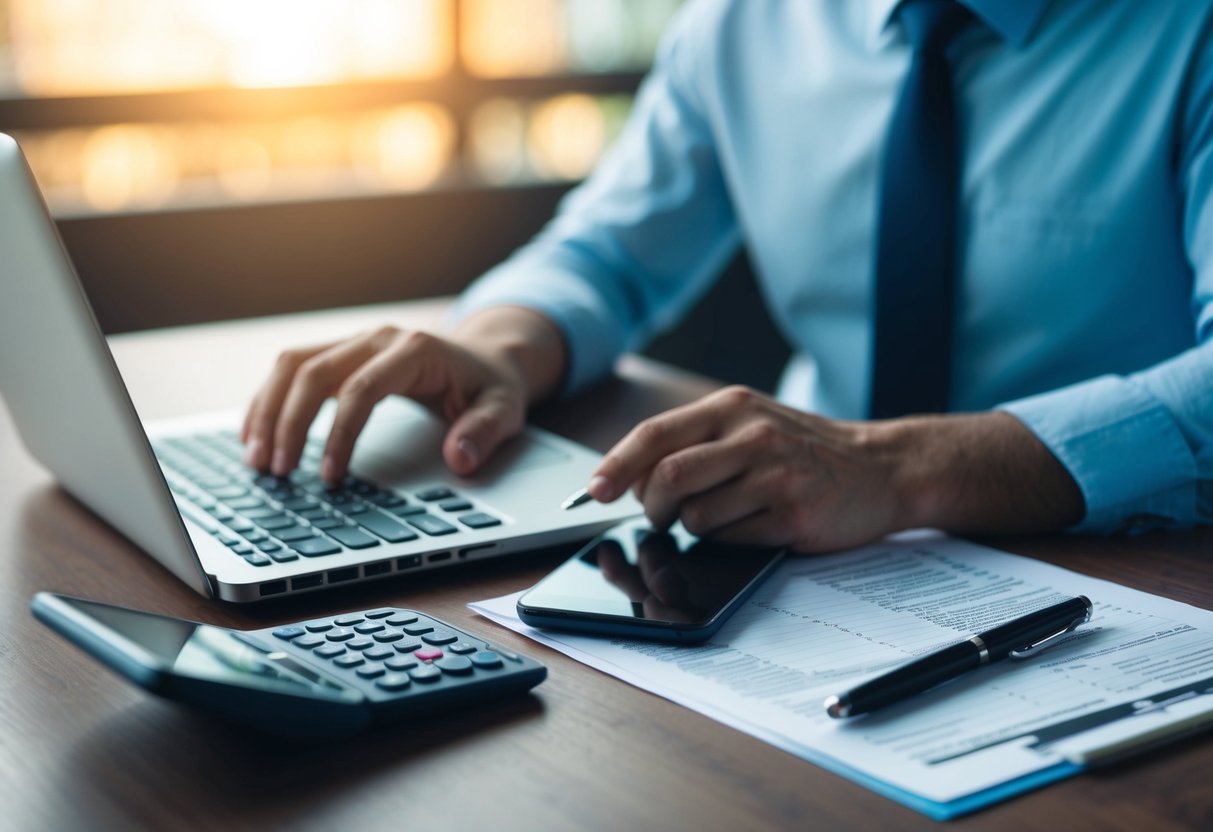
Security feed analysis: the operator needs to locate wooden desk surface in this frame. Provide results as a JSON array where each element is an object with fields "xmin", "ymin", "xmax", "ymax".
[{"xmin": 2, "ymin": 301, "xmax": 1211, "ymax": 831}]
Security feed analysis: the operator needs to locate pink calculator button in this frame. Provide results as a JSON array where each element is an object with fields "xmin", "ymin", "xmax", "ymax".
[{"xmin": 414, "ymin": 647, "xmax": 444, "ymax": 662}]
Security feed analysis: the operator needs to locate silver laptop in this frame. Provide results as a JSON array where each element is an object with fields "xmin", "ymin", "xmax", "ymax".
[{"xmin": 0, "ymin": 132, "xmax": 640, "ymax": 602}]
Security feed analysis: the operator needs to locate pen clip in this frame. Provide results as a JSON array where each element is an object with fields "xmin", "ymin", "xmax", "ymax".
[{"xmin": 1008, "ymin": 610, "xmax": 1091, "ymax": 660}]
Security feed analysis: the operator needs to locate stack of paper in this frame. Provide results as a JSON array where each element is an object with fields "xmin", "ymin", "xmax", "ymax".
[{"xmin": 471, "ymin": 534, "xmax": 1213, "ymax": 819}]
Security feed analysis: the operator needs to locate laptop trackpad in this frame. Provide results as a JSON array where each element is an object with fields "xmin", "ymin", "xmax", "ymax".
[{"xmin": 351, "ymin": 398, "xmax": 570, "ymax": 483}]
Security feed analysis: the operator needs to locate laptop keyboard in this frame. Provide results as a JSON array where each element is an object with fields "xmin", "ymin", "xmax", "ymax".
[{"xmin": 152, "ymin": 431, "xmax": 503, "ymax": 569}]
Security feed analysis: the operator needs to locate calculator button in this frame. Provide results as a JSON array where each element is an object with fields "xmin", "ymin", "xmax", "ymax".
[
  {"xmin": 273, "ymin": 626, "xmax": 306, "ymax": 640},
  {"xmin": 459, "ymin": 512, "xmax": 502, "ymax": 530},
  {"xmin": 422, "ymin": 631, "xmax": 458, "ymax": 646},
  {"xmin": 393, "ymin": 641, "xmax": 423, "ymax": 654},
  {"xmin": 373, "ymin": 630, "xmax": 404, "ymax": 643},
  {"xmin": 347, "ymin": 638, "xmax": 374, "ymax": 651},
  {"xmin": 385, "ymin": 657, "xmax": 418, "ymax": 672},
  {"xmin": 470, "ymin": 651, "xmax": 504, "ymax": 669},
  {"xmin": 364, "ymin": 647, "xmax": 394, "ymax": 661},
  {"xmin": 354, "ymin": 622, "xmax": 385, "ymax": 635},
  {"xmin": 356, "ymin": 664, "xmax": 386, "ymax": 679},
  {"xmin": 435, "ymin": 656, "xmax": 473, "ymax": 675},
  {"xmin": 403, "ymin": 623, "xmax": 434, "ymax": 636},
  {"xmin": 334, "ymin": 614, "xmax": 364, "ymax": 627},
  {"xmin": 294, "ymin": 635, "xmax": 325, "ymax": 649},
  {"xmin": 326, "ymin": 628, "xmax": 355, "ymax": 642},
  {"xmin": 448, "ymin": 642, "xmax": 477, "ymax": 655},
  {"xmin": 304, "ymin": 621, "xmax": 334, "ymax": 633},
  {"xmin": 377, "ymin": 673, "xmax": 411, "ymax": 692},
  {"xmin": 386, "ymin": 614, "xmax": 418, "ymax": 627},
  {"xmin": 314, "ymin": 644, "xmax": 345, "ymax": 659},
  {"xmin": 363, "ymin": 609, "xmax": 396, "ymax": 619},
  {"xmin": 333, "ymin": 654, "xmax": 365, "ymax": 669},
  {"xmin": 413, "ymin": 647, "xmax": 444, "ymax": 662},
  {"xmin": 409, "ymin": 665, "xmax": 442, "ymax": 683}
]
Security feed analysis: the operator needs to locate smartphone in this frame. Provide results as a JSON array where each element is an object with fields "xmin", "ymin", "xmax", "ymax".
[
  {"xmin": 31, "ymin": 593, "xmax": 545, "ymax": 738},
  {"xmin": 517, "ymin": 518, "xmax": 786, "ymax": 642}
]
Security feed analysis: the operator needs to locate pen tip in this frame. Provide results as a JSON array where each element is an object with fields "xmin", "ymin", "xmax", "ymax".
[
  {"xmin": 561, "ymin": 488, "xmax": 592, "ymax": 510},
  {"xmin": 824, "ymin": 695, "xmax": 852, "ymax": 719}
]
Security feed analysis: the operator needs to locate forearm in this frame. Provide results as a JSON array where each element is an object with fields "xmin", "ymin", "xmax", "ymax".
[
  {"xmin": 451, "ymin": 305, "xmax": 568, "ymax": 407},
  {"xmin": 880, "ymin": 411, "xmax": 1085, "ymax": 535}
]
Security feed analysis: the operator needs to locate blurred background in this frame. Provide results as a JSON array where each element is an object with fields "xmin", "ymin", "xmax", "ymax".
[{"xmin": 0, "ymin": 0, "xmax": 787, "ymax": 389}]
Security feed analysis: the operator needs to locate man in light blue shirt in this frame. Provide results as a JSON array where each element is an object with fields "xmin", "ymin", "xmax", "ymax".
[{"xmin": 244, "ymin": 0, "xmax": 1213, "ymax": 550}]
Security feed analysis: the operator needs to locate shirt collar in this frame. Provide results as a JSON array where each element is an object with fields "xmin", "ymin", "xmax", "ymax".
[{"xmin": 866, "ymin": 0, "xmax": 1052, "ymax": 51}]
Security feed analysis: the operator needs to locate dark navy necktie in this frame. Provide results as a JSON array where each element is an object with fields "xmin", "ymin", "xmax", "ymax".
[{"xmin": 869, "ymin": 0, "xmax": 972, "ymax": 419}]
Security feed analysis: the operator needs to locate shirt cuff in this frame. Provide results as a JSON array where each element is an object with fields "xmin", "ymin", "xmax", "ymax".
[
  {"xmin": 999, "ymin": 375, "xmax": 1197, "ymax": 533},
  {"xmin": 448, "ymin": 259, "xmax": 629, "ymax": 396}
]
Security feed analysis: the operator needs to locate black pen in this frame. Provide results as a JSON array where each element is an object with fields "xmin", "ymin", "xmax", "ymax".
[{"xmin": 824, "ymin": 595, "xmax": 1093, "ymax": 719}]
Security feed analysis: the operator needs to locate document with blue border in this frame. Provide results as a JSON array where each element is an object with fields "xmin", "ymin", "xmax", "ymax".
[{"xmin": 470, "ymin": 533, "xmax": 1213, "ymax": 819}]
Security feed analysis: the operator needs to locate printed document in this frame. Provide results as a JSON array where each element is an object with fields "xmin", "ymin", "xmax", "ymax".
[{"xmin": 470, "ymin": 534, "xmax": 1213, "ymax": 818}]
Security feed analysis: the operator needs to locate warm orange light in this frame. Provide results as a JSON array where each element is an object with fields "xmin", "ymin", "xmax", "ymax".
[
  {"xmin": 80, "ymin": 124, "xmax": 176, "ymax": 211},
  {"xmin": 470, "ymin": 98, "xmax": 528, "ymax": 184},
  {"xmin": 354, "ymin": 104, "xmax": 454, "ymax": 190},
  {"xmin": 461, "ymin": 0, "xmax": 566, "ymax": 78},
  {"xmin": 528, "ymin": 93, "xmax": 605, "ymax": 180},
  {"xmin": 7, "ymin": 0, "xmax": 452, "ymax": 95}
]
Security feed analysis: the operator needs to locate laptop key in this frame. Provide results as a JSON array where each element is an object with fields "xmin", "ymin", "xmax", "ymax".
[
  {"xmin": 367, "ymin": 492, "xmax": 406, "ymax": 508},
  {"xmin": 208, "ymin": 485, "xmax": 248, "ymax": 500},
  {"xmin": 415, "ymin": 486, "xmax": 455, "ymax": 502},
  {"xmin": 273, "ymin": 525, "xmax": 319, "ymax": 543},
  {"xmin": 357, "ymin": 512, "xmax": 419, "ymax": 543},
  {"xmin": 311, "ymin": 517, "xmax": 346, "ymax": 531},
  {"xmin": 328, "ymin": 526, "xmax": 380, "ymax": 549},
  {"xmin": 386, "ymin": 504, "xmax": 428, "ymax": 518},
  {"xmin": 437, "ymin": 498, "xmax": 473, "ymax": 513},
  {"xmin": 290, "ymin": 537, "xmax": 342, "ymax": 557},
  {"xmin": 408, "ymin": 515, "xmax": 458, "ymax": 536},
  {"xmin": 459, "ymin": 512, "xmax": 502, "ymax": 529},
  {"xmin": 254, "ymin": 514, "xmax": 295, "ymax": 530},
  {"xmin": 245, "ymin": 553, "xmax": 272, "ymax": 567}
]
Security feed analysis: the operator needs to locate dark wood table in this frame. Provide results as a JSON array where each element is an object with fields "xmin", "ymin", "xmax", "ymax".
[{"xmin": 2, "ymin": 300, "xmax": 1211, "ymax": 831}]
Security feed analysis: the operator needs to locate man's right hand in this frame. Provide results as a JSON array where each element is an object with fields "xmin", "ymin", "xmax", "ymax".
[{"xmin": 240, "ymin": 306, "xmax": 567, "ymax": 485}]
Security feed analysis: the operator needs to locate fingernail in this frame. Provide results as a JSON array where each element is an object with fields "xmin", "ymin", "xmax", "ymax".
[
  {"xmin": 457, "ymin": 438, "xmax": 479, "ymax": 468},
  {"xmin": 320, "ymin": 456, "xmax": 335, "ymax": 483},
  {"xmin": 271, "ymin": 449, "xmax": 289, "ymax": 476},
  {"xmin": 588, "ymin": 475, "xmax": 615, "ymax": 502},
  {"xmin": 243, "ymin": 437, "xmax": 264, "ymax": 467}
]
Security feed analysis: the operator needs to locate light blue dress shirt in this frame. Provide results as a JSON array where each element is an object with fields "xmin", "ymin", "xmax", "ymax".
[{"xmin": 454, "ymin": 0, "xmax": 1213, "ymax": 534}]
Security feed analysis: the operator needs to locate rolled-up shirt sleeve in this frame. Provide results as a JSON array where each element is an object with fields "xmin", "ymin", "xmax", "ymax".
[
  {"xmin": 449, "ymin": 3, "xmax": 740, "ymax": 395},
  {"xmin": 1001, "ymin": 39, "xmax": 1213, "ymax": 534}
]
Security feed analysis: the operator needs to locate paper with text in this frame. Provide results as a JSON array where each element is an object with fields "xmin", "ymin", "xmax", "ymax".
[{"xmin": 470, "ymin": 534, "xmax": 1213, "ymax": 815}]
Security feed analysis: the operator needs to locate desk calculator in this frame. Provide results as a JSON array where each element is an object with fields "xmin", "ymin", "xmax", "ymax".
[{"xmin": 32, "ymin": 592, "xmax": 546, "ymax": 738}]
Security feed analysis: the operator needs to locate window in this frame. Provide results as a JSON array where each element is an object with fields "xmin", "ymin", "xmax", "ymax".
[{"xmin": 0, "ymin": 0, "xmax": 679, "ymax": 216}]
